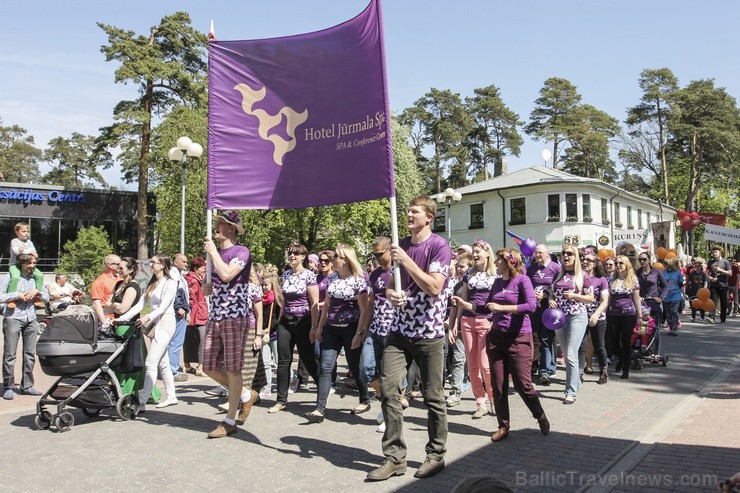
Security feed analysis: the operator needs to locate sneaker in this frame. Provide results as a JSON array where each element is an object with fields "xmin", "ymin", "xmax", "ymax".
[
  {"xmin": 538, "ymin": 374, "xmax": 550, "ymax": 386},
  {"xmin": 138, "ymin": 403, "xmax": 146, "ymax": 414},
  {"xmin": 376, "ymin": 411, "xmax": 384, "ymax": 424},
  {"xmin": 376, "ymin": 421, "xmax": 386, "ymax": 433},
  {"xmin": 207, "ymin": 421, "xmax": 237, "ymax": 439},
  {"xmin": 205, "ymin": 385, "xmax": 227, "ymax": 396},
  {"xmin": 3, "ymin": 388, "xmax": 15, "ymax": 400},
  {"xmin": 352, "ymin": 402, "xmax": 371, "ymax": 415},
  {"xmin": 21, "ymin": 387, "xmax": 42, "ymax": 396},
  {"xmin": 217, "ymin": 402, "xmax": 229, "ymax": 413},
  {"xmin": 173, "ymin": 373, "xmax": 188, "ymax": 382},
  {"xmin": 268, "ymin": 402, "xmax": 286, "ymax": 413},
  {"xmin": 598, "ymin": 370, "xmax": 608, "ymax": 385},
  {"xmin": 329, "ymin": 385, "xmax": 336, "ymax": 395},
  {"xmin": 408, "ymin": 390, "xmax": 422, "ymax": 399},
  {"xmin": 288, "ymin": 375, "xmax": 300, "ymax": 394},
  {"xmin": 155, "ymin": 397, "xmax": 178, "ymax": 408},
  {"xmin": 706, "ymin": 317, "xmax": 715, "ymax": 324},
  {"xmin": 258, "ymin": 386, "xmax": 272, "ymax": 400},
  {"xmin": 445, "ymin": 393, "xmax": 461, "ymax": 408},
  {"xmin": 691, "ymin": 317, "xmax": 696, "ymax": 323},
  {"xmin": 472, "ymin": 405, "xmax": 486, "ymax": 419}
]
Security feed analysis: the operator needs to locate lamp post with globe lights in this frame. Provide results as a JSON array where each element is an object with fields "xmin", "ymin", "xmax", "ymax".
[
  {"xmin": 436, "ymin": 187, "xmax": 463, "ymax": 241},
  {"xmin": 542, "ymin": 148, "xmax": 552, "ymax": 169},
  {"xmin": 168, "ymin": 137, "xmax": 203, "ymax": 253}
]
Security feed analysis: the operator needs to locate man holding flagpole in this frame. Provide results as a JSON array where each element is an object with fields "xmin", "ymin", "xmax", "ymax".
[
  {"xmin": 367, "ymin": 196, "xmax": 452, "ymax": 481},
  {"xmin": 202, "ymin": 211, "xmax": 256, "ymax": 439}
]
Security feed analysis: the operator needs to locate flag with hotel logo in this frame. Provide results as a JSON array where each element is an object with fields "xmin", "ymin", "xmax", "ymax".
[{"xmin": 207, "ymin": 0, "xmax": 395, "ymax": 209}]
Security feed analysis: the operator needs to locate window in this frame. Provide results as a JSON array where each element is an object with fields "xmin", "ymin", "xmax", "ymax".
[
  {"xmin": 601, "ymin": 198, "xmax": 609, "ymax": 224},
  {"xmin": 646, "ymin": 211, "xmax": 651, "ymax": 228},
  {"xmin": 614, "ymin": 202, "xmax": 622, "ymax": 227},
  {"xmin": 469, "ymin": 203, "xmax": 484, "ymax": 229},
  {"xmin": 582, "ymin": 194, "xmax": 592, "ymax": 221},
  {"xmin": 509, "ymin": 197, "xmax": 526, "ymax": 225},
  {"xmin": 627, "ymin": 206, "xmax": 633, "ymax": 228},
  {"xmin": 433, "ymin": 208, "xmax": 446, "ymax": 233},
  {"xmin": 565, "ymin": 194, "xmax": 577, "ymax": 221},
  {"xmin": 547, "ymin": 194, "xmax": 560, "ymax": 222},
  {"xmin": 637, "ymin": 209, "xmax": 643, "ymax": 229}
]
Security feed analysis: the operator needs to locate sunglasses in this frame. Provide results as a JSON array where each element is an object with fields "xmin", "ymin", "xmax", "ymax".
[
  {"xmin": 333, "ymin": 253, "xmax": 345, "ymax": 260},
  {"xmin": 639, "ymin": 258, "xmax": 649, "ymax": 262},
  {"xmin": 561, "ymin": 251, "xmax": 575, "ymax": 257},
  {"xmin": 287, "ymin": 250, "xmax": 303, "ymax": 256},
  {"xmin": 319, "ymin": 258, "xmax": 331, "ymax": 264},
  {"xmin": 582, "ymin": 258, "xmax": 595, "ymax": 263},
  {"xmin": 605, "ymin": 263, "xmax": 615, "ymax": 267},
  {"xmin": 372, "ymin": 250, "xmax": 388, "ymax": 259}
]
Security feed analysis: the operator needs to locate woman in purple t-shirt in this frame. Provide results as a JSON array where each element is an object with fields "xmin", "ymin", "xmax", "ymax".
[
  {"xmin": 485, "ymin": 248, "xmax": 549, "ymax": 442},
  {"xmin": 579, "ymin": 253, "xmax": 610, "ymax": 384},
  {"xmin": 305, "ymin": 244, "xmax": 370, "ymax": 423},
  {"xmin": 548, "ymin": 245, "xmax": 594, "ymax": 404},
  {"xmin": 451, "ymin": 239, "xmax": 498, "ymax": 419},
  {"xmin": 607, "ymin": 255, "xmax": 643, "ymax": 379}
]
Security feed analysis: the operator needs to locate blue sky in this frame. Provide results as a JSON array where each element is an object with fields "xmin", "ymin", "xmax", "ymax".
[{"xmin": 2, "ymin": 1, "xmax": 739, "ymax": 189}]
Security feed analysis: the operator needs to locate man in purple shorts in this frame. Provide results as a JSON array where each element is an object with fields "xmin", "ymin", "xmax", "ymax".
[
  {"xmin": 202, "ymin": 210, "xmax": 256, "ymax": 439},
  {"xmin": 367, "ymin": 195, "xmax": 452, "ymax": 481}
]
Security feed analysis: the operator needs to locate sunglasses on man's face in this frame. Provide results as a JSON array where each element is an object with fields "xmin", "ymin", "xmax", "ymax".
[{"xmin": 372, "ymin": 250, "xmax": 388, "ymax": 259}]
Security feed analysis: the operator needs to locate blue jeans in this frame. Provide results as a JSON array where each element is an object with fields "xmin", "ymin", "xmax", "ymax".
[
  {"xmin": 560, "ymin": 312, "xmax": 588, "ymax": 398},
  {"xmin": 316, "ymin": 323, "xmax": 368, "ymax": 413},
  {"xmin": 2, "ymin": 317, "xmax": 38, "ymax": 390},
  {"xmin": 537, "ymin": 310, "xmax": 557, "ymax": 377},
  {"xmin": 168, "ymin": 316, "xmax": 187, "ymax": 375},
  {"xmin": 359, "ymin": 331, "xmax": 387, "ymax": 384}
]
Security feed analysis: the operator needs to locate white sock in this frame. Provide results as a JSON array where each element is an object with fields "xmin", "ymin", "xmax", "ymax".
[{"xmin": 240, "ymin": 391, "xmax": 251, "ymax": 403}]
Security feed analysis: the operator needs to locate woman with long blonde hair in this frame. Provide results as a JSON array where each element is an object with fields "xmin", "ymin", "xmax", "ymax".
[
  {"xmin": 119, "ymin": 254, "xmax": 178, "ymax": 411},
  {"xmin": 451, "ymin": 239, "xmax": 498, "ymax": 418},
  {"xmin": 305, "ymin": 243, "xmax": 370, "ymax": 423},
  {"xmin": 606, "ymin": 255, "xmax": 643, "ymax": 380}
]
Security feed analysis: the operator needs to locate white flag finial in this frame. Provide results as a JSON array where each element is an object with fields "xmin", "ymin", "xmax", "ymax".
[{"xmin": 209, "ymin": 19, "xmax": 216, "ymax": 41}]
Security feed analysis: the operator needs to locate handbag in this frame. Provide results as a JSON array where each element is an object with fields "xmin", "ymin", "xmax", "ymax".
[{"xmin": 141, "ymin": 320, "xmax": 156, "ymax": 338}]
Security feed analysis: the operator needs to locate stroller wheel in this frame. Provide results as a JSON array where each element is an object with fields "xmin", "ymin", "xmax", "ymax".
[
  {"xmin": 54, "ymin": 412, "xmax": 75, "ymax": 432},
  {"xmin": 662, "ymin": 355, "xmax": 669, "ymax": 367},
  {"xmin": 34, "ymin": 410, "xmax": 53, "ymax": 430},
  {"xmin": 82, "ymin": 407, "xmax": 102, "ymax": 418},
  {"xmin": 116, "ymin": 394, "xmax": 139, "ymax": 420}
]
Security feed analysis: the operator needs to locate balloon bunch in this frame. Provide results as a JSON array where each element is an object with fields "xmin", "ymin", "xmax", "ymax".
[
  {"xmin": 598, "ymin": 248, "xmax": 615, "ymax": 261},
  {"xmin": 691, "ymin": 288, "xmax": 716, "ymax": 312},
  {"xmin": 655, "ymin": 247, "xmax": 677, "ymax": 260}
]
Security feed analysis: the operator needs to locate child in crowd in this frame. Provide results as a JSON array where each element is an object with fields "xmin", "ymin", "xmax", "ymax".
[
  {"xmin": 631, "ymin": 309, "xmax": 657, "ymax": 353},
  {"xmin": 5, "ymin": 222, "xmax": 44, "ymax": 309}
]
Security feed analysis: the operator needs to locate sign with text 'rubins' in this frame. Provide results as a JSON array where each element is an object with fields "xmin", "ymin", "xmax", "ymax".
[
  {"xmin": 703, "ymin": 224, "xmax": 740, "ymax": 246},
  {"xmin": 207, "ymin": 0, "xmax": 395, "ymax": 210}
]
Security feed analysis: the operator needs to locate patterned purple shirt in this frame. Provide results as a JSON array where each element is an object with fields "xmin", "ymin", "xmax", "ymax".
[
  {"xmin": 392, "ymin": 234, "xmax": 452, "ymax": 339},
  {"xmin": 246, "ymin": 282, "xmax": 262, "ymax": 328},
  {"xmin": 325, "ymin": 273, "xmax": 368, "ymax": 325},
  {"xmin": 210, "ymin": 244, "xmax": 251, "ymax": 321},
  {"xmin": 281, "ymin": 269, "xmax": 317, "ymax": 318},
  {"xmin": 608, "ymin": 278, "xmax": 639, "ymax": 316},
  {"xmin": 317, "ymin": 272, "xmax": 331, "ymax": 303},
  {"xmin": 368, "ymin": 267, "xmax": 394, "ymax": 337},
  {"xmin": 462, "ymin": 269, "xmax": 499, "ymax": 319},
  {"xmin": 584, "ymin": 275, "xmax": 609, "ymax": 321},
  {"xmin": 552, "ymin": 271, "xmax": 590, "ymax": 315}
]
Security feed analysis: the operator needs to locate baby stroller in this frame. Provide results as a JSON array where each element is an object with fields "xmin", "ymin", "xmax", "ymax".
[
  {"xmin": 34, "ymin": 305, "xmax": 142, "ymax": 432},
  {"xmin": 630, "ymin": 311, "xmax": 668, "ymax": 370}
]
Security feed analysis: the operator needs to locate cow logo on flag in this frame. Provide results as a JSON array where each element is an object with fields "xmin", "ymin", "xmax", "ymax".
[{"xmin": 208, "ymin": 0, "xmax": 395, "ymax": 210}]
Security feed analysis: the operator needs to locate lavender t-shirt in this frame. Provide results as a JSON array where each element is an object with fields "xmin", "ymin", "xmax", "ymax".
[
  {"xmin": 317, "ymin": 272, "xmax": 331, "ymax": 303},
  {"xmin": 552, "ymin": 271, "xmax": 590, "ymax": 315},
  {"xmin": 608, "ymin": 278, "xmax": 639, "ymax": 316},
  {"xmin": 325, "ymin": 273, "xmax": 368, "ymax": 325},
  {"xmin": 489, "ymin": 274, "xmax": 537, "ymax": 334},
  {"xmin": 368, "ymin": 267, "xmax": 394, "ymax": 337},
  {"xmin": 392, "ymin": 234, "xmax": 451, "ymax": 339},
  {"xmin": 462, "ymin": 270, "xmax": 498, "ymax": 319},
  {"xmin": 246, "ymin": 282, "xmax": 262, "ymax": 329},
  {"xmin": 527, "ymin": 260, "xmax": 561, "ymax": 310},
  {"xmin": 584, "ymin": 275, "xmax": 609, "ymax": 321},
  {"xmin": 210, "ymin": 244, "xmax": 251, "ymax": 321},
  {"xmin": 281, "ymin": 269, "xmax": 317, "ymax": 318}
]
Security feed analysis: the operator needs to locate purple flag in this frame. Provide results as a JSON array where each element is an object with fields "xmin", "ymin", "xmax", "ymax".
[{"xmin": 207, "ymin": 0, "xmax": 395, "ymax": 209}]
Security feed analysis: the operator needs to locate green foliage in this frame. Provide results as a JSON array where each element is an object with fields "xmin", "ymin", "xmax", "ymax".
[
  {"xmin": 561, "ymin": 104, "xmax": 620, "ymax": 181},
  {"xmin": 0, "ymin": 118, "xmax": 41, "ymax": 183},
  {"xmin": 42, "ymin": 132, "xmax": 111, "ymax": 189},
  {"xmin": 58, "ymin": 226, "xmax": 114, "ymax": 289}
]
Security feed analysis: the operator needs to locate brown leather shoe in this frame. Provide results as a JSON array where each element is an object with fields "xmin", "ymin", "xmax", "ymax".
[
  {"xmin": 366, "ymin": 459, "xmax": 407, "ymax": 481},
  {"xmin": 414, "ymin": 458, "xmax": 445, "ymax": 478},
  {"xmin": 491, "ymin": 427, "xmax": 509, "ymax": 442},
  {"xmin": 207, "ymin": 422, "xmax": 237, "ymax": 439},
  {"xmin": 237, "ymin": 390, "xmax": 259, "ymax": 423},
  {"xmin": 537, "ymin": 414, "xmax": 550, "ymax": 436}
]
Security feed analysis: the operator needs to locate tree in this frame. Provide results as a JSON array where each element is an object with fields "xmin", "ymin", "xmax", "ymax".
[
  {"xmin": 98, "ymin": 12, "xmax": 208, "ymax": 260},
  {"xmin": 0, "ymin": 118, "xmax": 41, "ymax": 183},
  {"xmin": 58, "ymin": 226, "xmax": 114, "ymax": 289},
  {"xmin": 465, "ymin": 85, "xmax": 523, "ymax": 178},
  {"xmin": 42, "ymin": 133, "xmax": 111, "ymax": 189},
  {"xmin": 561, "ymin": 104, "xmax": 620, "ymax": 181},
  {"xmin": 399, "ymin": 88, "xmax": 473, "ymax": 194},
  {"xmin": 624, "ymin": 68, "xmax": 679, "ymax": 203}
]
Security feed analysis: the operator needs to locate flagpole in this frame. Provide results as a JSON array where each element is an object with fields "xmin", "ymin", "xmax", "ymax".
[
  {"xmin": 389, "ymin": 196, "xmax": 402, "ymax": 293},
  {"xmin": 206, "ymin": 209, "xmax": 213, "ymax": 284}
]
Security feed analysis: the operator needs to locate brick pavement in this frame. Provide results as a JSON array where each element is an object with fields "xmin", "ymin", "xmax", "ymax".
[{"xmin": 0, "ymin": 316, "xmax": 737, "ymax": 492}]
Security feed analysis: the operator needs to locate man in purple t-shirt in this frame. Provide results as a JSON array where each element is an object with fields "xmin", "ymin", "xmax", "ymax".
[
  {"xmin": 527, "ymin": 244, "xmax": 561, "ymax": 384},
  {"xmin": 367, "ymin": 196, "xmax": 451, "ymax": 482},
  {"xmin": 202, "ymin": 211, "xmax": 258, "ymax": 439}
]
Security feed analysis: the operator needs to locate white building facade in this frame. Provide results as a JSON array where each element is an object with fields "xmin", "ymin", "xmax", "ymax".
[{"xmin": 434, "ymin": 165, "xmax": 676, "ymax": 253}]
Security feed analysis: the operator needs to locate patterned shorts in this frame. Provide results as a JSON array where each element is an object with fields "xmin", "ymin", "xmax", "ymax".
[{"xmin": 202, "ymin": 317, "xmax": 248, "ymax": 372}]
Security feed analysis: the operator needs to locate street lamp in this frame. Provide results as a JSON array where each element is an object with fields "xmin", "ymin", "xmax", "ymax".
[
  {"xmin": 542, "ymin": 148, "xmax": 552, "ymax": 168},
  {"xmin": 436, "ymin": 187, "xmax": 462, "ymax": 241},
  {"xmin": 168, "ymin": 136, "xmax": 203, "ymax": 253}
]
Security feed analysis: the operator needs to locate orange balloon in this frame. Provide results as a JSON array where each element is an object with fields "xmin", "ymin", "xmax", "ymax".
[
  {"xmin": 652, "ymin": 262, "xmax": 665, "ymax": 271},
  {"xmin": 691, "ymin": 299, "xmax": 702, "ymax": 309},
  {"xmin": 656, "ymin": 247, "xmax": 668, "ymax": 260},
  {"xmin": 665, "ymin": 251, "xmax": 677, "ymax": 260},
  {"xmin": 669, "ymin": 248, "xmax": 677, "ymax": 254},
  {"xmin": 701, "ymin": 299, "xmax": 716, "ymax": 312},
  {"xmin": 598, "ymin": 249, "xmax": 609, "ymax": 261},
  {"xmin": 697, "ymin": 288, "xmax": 711, "ymax": 301}
]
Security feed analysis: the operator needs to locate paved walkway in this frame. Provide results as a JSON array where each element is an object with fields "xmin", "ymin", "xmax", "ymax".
[{"xmin": 0, "ymin": 315, "xmax": 737, "ymax": 492}]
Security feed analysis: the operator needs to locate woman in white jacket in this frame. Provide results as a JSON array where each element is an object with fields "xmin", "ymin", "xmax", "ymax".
[{"xmin": 119, "ymin": 254, "xmax": 178, "ymax": 411}]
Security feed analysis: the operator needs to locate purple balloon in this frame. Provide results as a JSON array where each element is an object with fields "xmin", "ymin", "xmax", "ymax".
[
  {"xmin": 520, "ymin": 238, "xmax": 537, "ymax": 257},
  {"xmin": 542, "ymin": 307, "xmax": 566, "ymax": 330}
]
